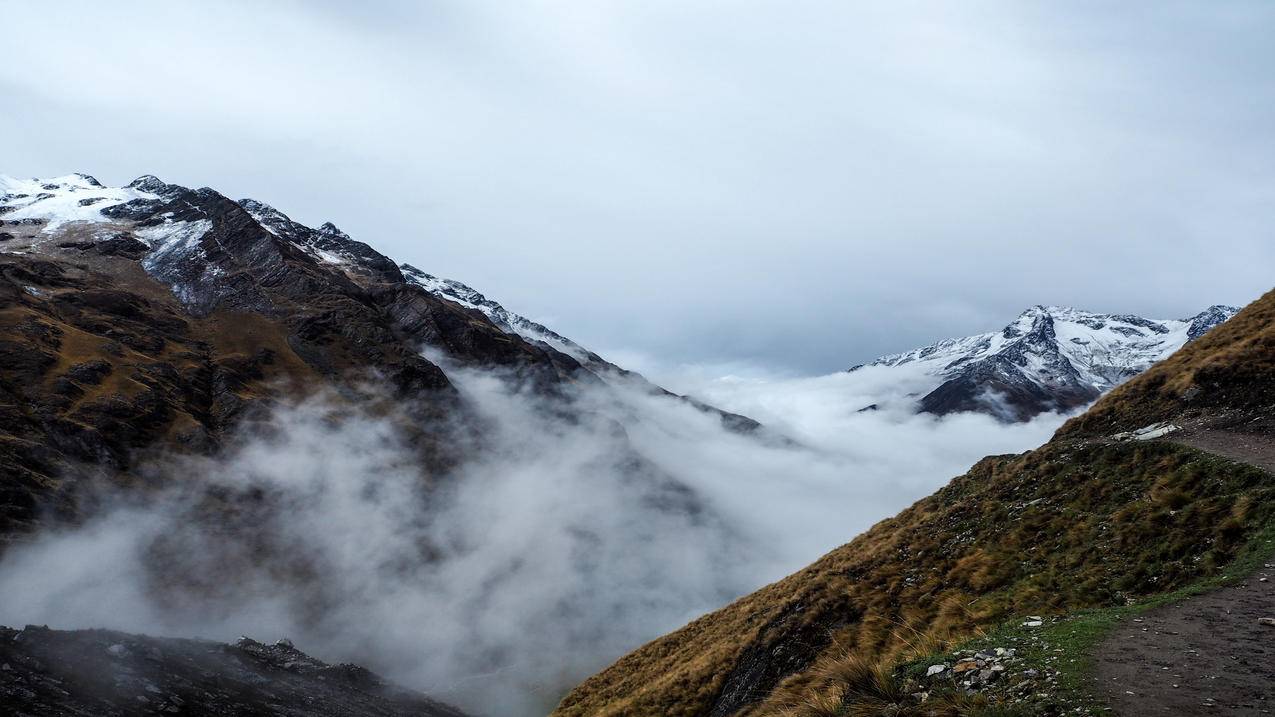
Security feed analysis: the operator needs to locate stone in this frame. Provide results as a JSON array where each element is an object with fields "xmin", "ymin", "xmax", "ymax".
[
  {"xmin": 107, "ymin": 644, "xmax": 128, "ymax": 657},
  {"xmin": 926, "ymin": 664, "xmax": 946, "ymax": 677}
]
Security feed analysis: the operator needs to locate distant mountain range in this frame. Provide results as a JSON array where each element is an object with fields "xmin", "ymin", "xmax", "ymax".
[{"xmin": 848, "ymin": 304, "xmax": 1238, "ymax": 421}]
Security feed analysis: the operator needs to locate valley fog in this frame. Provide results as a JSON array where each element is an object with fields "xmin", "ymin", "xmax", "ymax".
[{"xmin": 0, "ymin": 360, "xmax": 1067, "ymax": 715}]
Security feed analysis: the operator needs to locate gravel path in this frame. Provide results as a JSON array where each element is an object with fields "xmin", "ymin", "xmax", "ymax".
[
  {"xmin": 1093, "ymin": 429, "xmax": 1275, "ymax": 716},
  {"xmin": 1173, "ymin": 428, "xmax": 1275, "ymax": 475},
  {"xmin": 1094, "ymin": 574, "xmax": 1275, "ymax": 715}
]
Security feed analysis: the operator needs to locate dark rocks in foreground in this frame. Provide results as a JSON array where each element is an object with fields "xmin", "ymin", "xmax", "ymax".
[{"xmin": 0, "ymin": 625, "xmax": 467, "ymax": 717}]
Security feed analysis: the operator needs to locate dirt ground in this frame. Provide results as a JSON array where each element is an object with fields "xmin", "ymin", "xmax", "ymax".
[
  {"xmin": 1093, "ymin": 572, "xmax": 1275, "ymax": 715},
  {"xmin": 1173, "ymin": 428, "xmax": 1275, "ymax": 474}
]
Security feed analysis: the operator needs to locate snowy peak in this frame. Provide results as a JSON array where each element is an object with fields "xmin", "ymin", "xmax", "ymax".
[
  {"xmin": 1, "ymin": 171, "xmax": 600, "ymax": 368},
  {"xmin": 0, "ymin": 173, "xmax": 162, "ymax": 231},
  {"xmin": 1187, "ymin": 305, "xmax": 1240, "ymax": 341},
  {"xmin": 318, "ymin": 222, "xmax": 350, "ymax": 240},
  {"xmin": 852, "ymin": 304, "xmax": 1239, "ymax": 421},
  {"xmin": 125, "ymin": 174, "xmax": 179, "ymax": 196}
]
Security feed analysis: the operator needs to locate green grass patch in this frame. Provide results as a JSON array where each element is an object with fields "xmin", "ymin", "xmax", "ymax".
[{"xmin": 902, "ymin": 518, "xmax": 1275, "ymax": 715}]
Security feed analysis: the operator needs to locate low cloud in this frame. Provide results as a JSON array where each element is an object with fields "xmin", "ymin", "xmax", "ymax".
[{"xmin": 0, "ymin": 360, "xmax": 1068, "ymax": 715}]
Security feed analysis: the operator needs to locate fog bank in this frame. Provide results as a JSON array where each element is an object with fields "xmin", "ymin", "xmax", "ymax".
[{"xmin": 0, "ymin": 362, "xmax": 1067, "ymax": 715}]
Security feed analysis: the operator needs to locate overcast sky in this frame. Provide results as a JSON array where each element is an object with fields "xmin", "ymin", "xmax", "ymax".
[{"xmin": 4, "ymin": 1, "xmax": 1273, "ymax": 373}]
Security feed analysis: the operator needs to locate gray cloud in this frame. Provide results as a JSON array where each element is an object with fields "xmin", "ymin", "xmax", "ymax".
[
  {"xmin": 0, "ymin": 362, "xmax": 1065, "ymax": 715},
  {"xmin": 2, "ymin": 1, "xmax": 1272, "ymax": 372}
]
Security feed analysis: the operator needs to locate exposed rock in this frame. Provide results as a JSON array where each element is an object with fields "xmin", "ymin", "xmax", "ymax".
[{"xmin": 0, "ymin": 625, "xmax": 467, "ymax": 716}]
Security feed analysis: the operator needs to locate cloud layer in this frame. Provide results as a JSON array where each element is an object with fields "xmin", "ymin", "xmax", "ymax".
[{"xmin": 0, "ymin": 363, "xmax": 1066, "ymax": 715}]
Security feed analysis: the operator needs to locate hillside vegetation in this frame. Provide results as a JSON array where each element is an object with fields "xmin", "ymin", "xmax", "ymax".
[
  {"xmin": 1058, "ymin": 288, "xmax": 1275, "ymax": 438},
  {"xmin": 554, "ymin": 287, "xmax": 1275, "ymax": 717}
]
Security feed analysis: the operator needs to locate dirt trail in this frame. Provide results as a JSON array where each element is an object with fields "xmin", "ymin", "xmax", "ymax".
[
  {"xmin": 1093, "ymin": 429, "xmax": 1275, "ymax": 716},
  {"xmin": 1173, "ymin": 428, "xmax": 1275, "ymax": 474}
]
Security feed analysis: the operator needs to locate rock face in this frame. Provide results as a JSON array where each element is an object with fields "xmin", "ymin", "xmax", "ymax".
[
  {"xmin": 0, "ymin": 625, "xmax": 468, "ymax": 717},
  {"xmin": 850, "ymin": 304, "xmax": 1238, "ymax": 421}
]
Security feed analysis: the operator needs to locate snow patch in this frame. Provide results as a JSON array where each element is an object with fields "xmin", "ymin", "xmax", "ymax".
[
  {"xmin": 0, "ymin": 174, "xmax": 158, "ymax": 232},
  {"xmin": 1113, "ymin": 422, "xmax": 1180, "ymax": 442},
  {"xmin": 401, "ymin": 264, "xmax": 592, "ymax": 362},
  {"xmin": 137, "ymin": 219, "xmax": 214, "ymax": 272}
]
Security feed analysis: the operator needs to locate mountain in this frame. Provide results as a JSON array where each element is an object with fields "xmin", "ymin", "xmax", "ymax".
[
  {"xmin": 0, "ymin": 172, "xmax": 763, "ymax": 537},
  {"xmin": 848, "ymin": 304, "xmax": 1238, "ymax": 421},
  {"xmin": 0, "ymin": 171, "xmax": 776, "ymax": 713},
  {"xmin": 555, "ymin": 289, "xmax": 1275, "ymax": 716}
]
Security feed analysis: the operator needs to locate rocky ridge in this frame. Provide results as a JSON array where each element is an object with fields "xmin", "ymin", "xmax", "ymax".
[
  {"xmin": 850, "ymin": 304, "xmax": 1238, "ymax": 421},
  {"xmin": 0, "ymin": 624, "xmax": 467, "ymax": 716}
]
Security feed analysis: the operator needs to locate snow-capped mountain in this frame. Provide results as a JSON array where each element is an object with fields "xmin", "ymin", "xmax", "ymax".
[
  {"xmin": 0, "ymin": 171, "xmax": 759, "ymax": 429},
  {"xmin": 849, "ymin": 305, "xmax": 1238, "ymax": 421},
  {"xmin": 1, "ymin": 173, "xmax": 579, "ymax": 350}
]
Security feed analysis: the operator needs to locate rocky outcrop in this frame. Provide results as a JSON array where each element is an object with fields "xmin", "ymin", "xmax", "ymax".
[{"xmin": 0, "ymin": 625, "xmax": 468, "ymax": 717}]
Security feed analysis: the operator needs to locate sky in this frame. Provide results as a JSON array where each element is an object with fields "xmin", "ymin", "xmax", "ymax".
[{"xmin": 3, "ymin": 0, "xmax": 1273, "ymax": 373}]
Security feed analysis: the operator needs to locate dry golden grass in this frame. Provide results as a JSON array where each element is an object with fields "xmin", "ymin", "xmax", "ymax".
[
  {"xmin": 1058, "ymin": 288, "xmax": 1275, "ymax": 438},
  {"xmin": 554, "ymin": 442, "xmax": 1275, "ymax": 716},
  {"xmin": 554, "ymin": 288, "xmax": 1275, "ymax": 717}
]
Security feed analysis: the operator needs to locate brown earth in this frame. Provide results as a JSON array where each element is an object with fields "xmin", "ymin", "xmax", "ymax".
[
  {"xmin": 1173, "ymin": 427, "xmax": 1275, "ymax": 475},
  {"xmin": 1093, "ymin": 570, "xmax": 1275, "ymax": 716}
]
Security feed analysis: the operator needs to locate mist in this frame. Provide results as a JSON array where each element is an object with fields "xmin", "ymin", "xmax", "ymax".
[{"xmin": 0, "ymin": 361, "xmax": 1067, "ymax": 715}]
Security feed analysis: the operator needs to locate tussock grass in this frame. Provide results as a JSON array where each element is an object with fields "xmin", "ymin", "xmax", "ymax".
[
  {"xmin": 901, "ymin": 518, "xmax": 1275, "ymax": 715},
  {"xmin": 1059, "ymin": 288, "xmax": 1275, "ymax": 438},
  {"xmin": 554, "ymin": 442, "xmax": 1275, "ymax": 716}
]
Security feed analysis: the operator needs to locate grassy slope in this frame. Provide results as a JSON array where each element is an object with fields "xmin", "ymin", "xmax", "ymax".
[
  {"xmin": 1058, "ymin": 287, "xmax": 1275, "ymax": 438},
  {"xmin": 554, "ymin": 288, "xmax": 1275, "ymax": 717}
]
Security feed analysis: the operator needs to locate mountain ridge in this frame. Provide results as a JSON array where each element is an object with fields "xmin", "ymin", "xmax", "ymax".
[
  {"xmin": 849, "ymin": 303, "xmax": 1237, "ymax": 421},
  {"xmin": 0, "ymin": 171, "xmax": 764, "ymax": 542}
]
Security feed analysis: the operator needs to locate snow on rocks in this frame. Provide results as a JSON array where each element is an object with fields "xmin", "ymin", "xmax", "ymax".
[
  {"xmin": 0, "ymin": 173, "xmax": 158, "ymax": 232},
  {"xmin": 400, "ymin": 263, "xmax": 594, "ymax": 362},
  {"xmin": 1113, "ymin": 422, "xmax": 1181, "ymax": 442},
  {"xmin": 848, "ymin": 304, "xmax": 1238, "ymax": 421},
  {"xmin": 137, "ymin": 219, "xmax": 214, "ymax": 271}
]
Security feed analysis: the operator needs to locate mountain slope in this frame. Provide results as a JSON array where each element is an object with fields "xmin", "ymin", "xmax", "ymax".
[
  {"xmin": 0, "ymin": 171, "xmax": 794, "ymax": 715},
  {"xmin": 555, "ymin": 289, "xmax": 1275, "ymax": 716},
  {"xmin": 850, "ymin": 305, "xmax": 1237, "ymax": 421},
  {"xmin": 0, "ymin": 172, "xmax": 761, "ymax": 544},
  {"xmin": 0, "ymin": 172, "xmax": 585, "ymax": 541}
]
